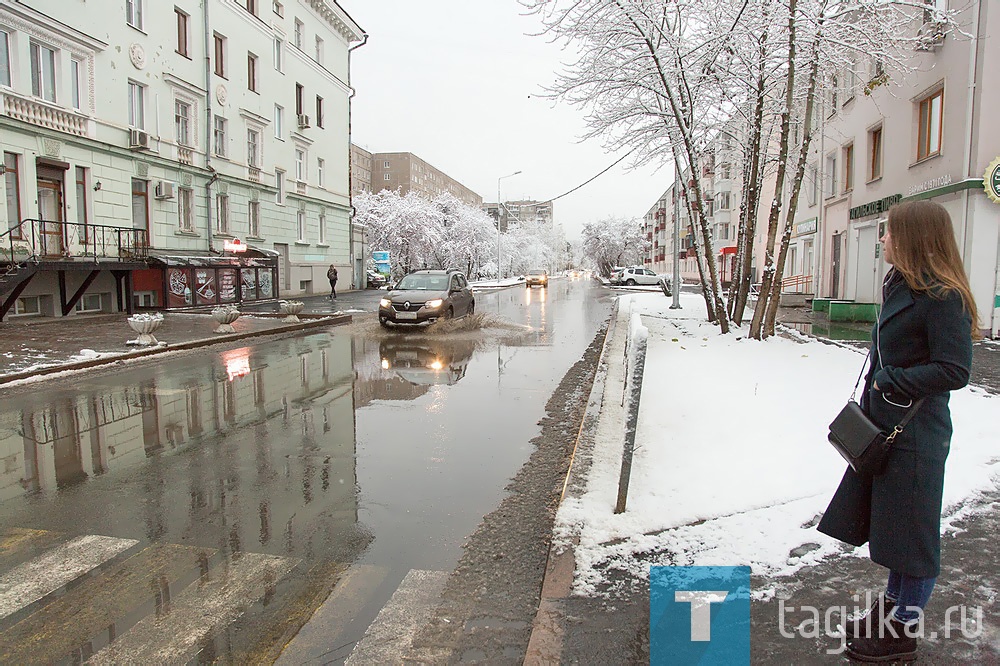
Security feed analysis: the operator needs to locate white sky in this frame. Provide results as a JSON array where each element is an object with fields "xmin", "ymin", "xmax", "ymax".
[{"xmin": 344, "ymin": 0, "xmax": 673, "ymax": 240}]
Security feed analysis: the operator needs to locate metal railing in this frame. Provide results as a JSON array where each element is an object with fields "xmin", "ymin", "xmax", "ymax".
[
  {"xmin": 1, "ymin": 219, "xmax": 150, "ymax": 263},
  {"xmin": 781, "ymin": 274, "xmax": 814, "ymax": 294}
]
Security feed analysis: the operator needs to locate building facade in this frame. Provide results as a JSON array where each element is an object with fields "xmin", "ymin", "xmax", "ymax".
[
  {"xmin": 1, "ymin": 0, "xmax": 364, "ymax": 320},
  {"xmin": 370, "ymin": 152, "xmax": 482, "ymax": 208}
]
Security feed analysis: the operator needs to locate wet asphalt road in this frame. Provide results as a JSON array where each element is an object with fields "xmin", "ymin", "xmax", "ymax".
[{"xmin": 0, "ymin": 277, "xmax": 613, "ymax": 663}]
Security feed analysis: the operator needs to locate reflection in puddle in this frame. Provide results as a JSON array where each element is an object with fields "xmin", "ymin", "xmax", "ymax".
[{"xmin": 379, "ymin": 336, "xmax": 476, "ymax": 386}]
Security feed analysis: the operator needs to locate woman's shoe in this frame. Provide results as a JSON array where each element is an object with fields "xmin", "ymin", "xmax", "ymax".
[
  {"xmin": 842, "ymin": 594, "xmax": 896, "ymax": 639},
  {"xmin": 845, "ymin": 617, "xmax": 918, "ymax": 662}
]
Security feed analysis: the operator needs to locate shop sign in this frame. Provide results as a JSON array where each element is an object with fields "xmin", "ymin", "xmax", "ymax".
[
  {"xmin": 795, "ymin": 218, "xmax": 818, "ymax": 236},
  {"xmin": 908, "ymin": 174, "xmax": 953, "ymax": 197},
  {"xmin": 849, "ymin": 194, "xmax": 902, "ymax": 220},
  {"xmin": 986, "ymin": 157, "xmax": 1000, "ymax": 204}
]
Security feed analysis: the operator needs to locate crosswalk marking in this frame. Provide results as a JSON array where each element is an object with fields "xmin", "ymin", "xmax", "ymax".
[
  {"xmin": 344, "ymin": 569, "xmax": 448, "ymax": 665},
  {"xmin": 88, "ymin": 551, "xmax": 299, "ymax": 665},
  {"xmin": 0, "ymin": 534, "xmax": 138, "ymax": 621}
]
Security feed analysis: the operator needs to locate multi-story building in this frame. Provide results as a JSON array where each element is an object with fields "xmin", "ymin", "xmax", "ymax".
[
  {"xmin": 370, "ymin": 152, "xmax": 482, "ymax": 208},
  {"xmin": 0, "ymin": 0, "xmax": 364, "ymax": 320},
  {"xmin": 349, "ymin": 142, "xmax": 372, "ymax": 197}
]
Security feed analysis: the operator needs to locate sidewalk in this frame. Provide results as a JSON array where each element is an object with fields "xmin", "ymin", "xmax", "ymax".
[{"xmin": 527, "ymin": 293, "xmax": 1000, "ymax": 664}]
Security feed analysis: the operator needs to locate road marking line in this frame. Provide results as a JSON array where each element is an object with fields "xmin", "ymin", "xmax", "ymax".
[
  {"xmin": 89, "ymin": 552, "xmax": 298, "ymax": 664},
  {"xmin": 345, "ymin": 569, "xmax": 447, "ymax": 665},
  {"xmin": 0, "ymin": 534, "xmax": 138, "ymax": 620}
]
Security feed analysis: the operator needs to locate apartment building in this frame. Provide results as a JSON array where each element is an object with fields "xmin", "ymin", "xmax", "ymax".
[
  {"xmin": 370, "ymin": 152, "xmax": 482, "ymax": 208},
  {"xmin": 0, "ymin": 0, "xmax": 364, "ymax": 320},
  {"xmin": 791, "ymin": 1, "xmax": 999, "ymax": 336},
  {"xmin": 349, "ymin": 142, "xmax": 372, "ymax": 197}
]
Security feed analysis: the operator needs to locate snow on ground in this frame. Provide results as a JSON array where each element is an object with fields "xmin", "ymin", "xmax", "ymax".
[
  {"xmin": 561, "ymin": 292, "xmax": 1000, "ymax": 596},
  {"xmin": 469, "ymin": 277, "xmax": 526, "ymax": 289}
]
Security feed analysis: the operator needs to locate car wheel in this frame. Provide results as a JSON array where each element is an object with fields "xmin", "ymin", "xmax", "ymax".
[
  {"xmin": 379, "ymin": 317, "xmax": 391, "ymax": 328},
  {"xmin": 467, "ymin": 301, "xmax": 475, "ymax": 316},
  {"xmin": 444, "ymin": 306, "xmax": 454, "ymax": 320},
  {"xmin": 526, "ymin": 283, "xmax": 531, "ymax": 288},
  {"xmin": 625, "ymin": 278, "xmax": 636, "ymax": 286}
]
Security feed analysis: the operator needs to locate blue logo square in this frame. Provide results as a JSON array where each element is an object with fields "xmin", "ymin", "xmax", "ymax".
[{"xmin": 650, "ymin": 566, "xmax": 751, "ymax": 665}]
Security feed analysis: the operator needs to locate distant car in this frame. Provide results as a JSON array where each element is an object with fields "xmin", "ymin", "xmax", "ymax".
[
  {"xmin": 366, "ymin": 270, "xmax": 388, "ymax": 288},
  {"xmin": 379, "ymin": 336, "xmax": 475, "ymax": 386},
  {"xmin": 378, "ymin": 269, "xmax": 475, "ymax": 327},
  {"xmin": 611, "ymin": 266, "xmax": 663, "ymax": 286},
  {"xmin": 525, "ymin": 269, "xmax": 548, "ymax": 288}
]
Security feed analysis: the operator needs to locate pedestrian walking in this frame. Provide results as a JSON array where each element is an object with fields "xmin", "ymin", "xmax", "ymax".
[
  {"xmin": 818, "ymin": 200, "xmax": 978, "ymax": 662},
  {"xmin": 327, "ymin": 264, "xmax": 338, "ymax": 299}
]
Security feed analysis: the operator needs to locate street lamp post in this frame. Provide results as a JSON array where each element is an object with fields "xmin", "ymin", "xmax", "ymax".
[{"xmin": 497, "ymin": 171, "xmax": 521, "ymax": 281}]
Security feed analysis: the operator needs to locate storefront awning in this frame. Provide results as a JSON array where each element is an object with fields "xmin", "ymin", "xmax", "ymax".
[{"xmin": 147, "ymin": 247, "xmax": 277, "ymax": 268}]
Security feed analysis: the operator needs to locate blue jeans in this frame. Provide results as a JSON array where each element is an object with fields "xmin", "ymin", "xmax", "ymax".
[{"xmin": 886, "ymin": 571, "xmax": 937, "ymax": 623}]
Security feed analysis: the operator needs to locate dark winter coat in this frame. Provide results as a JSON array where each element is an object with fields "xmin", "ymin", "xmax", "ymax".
[
  {"xmin": 327, "ymin": 267, "xmax": 338, "ymax": 282},
  {"xmin": 817, "ymin": 270, "xmax": 973, "ymax": 577}
]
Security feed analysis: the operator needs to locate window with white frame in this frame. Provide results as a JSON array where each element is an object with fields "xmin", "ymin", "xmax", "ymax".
[
  {"xmin": 715, "ymin": 191, "xmax": 731, "ymax": 210},
  {"xmin": 317, "ymin": 158, "xmax": 324, "ymax": 186},
  {"xmin": 869, "ymin": 125, "xmax": 883, "ymax": 181},
  {"xmin": 294, "ymin": 20, "xmax": 304, "ymax": 49},
  {"xmin": 75, "ymin": 293, "xmax": 103, "ymax": 313},
  {"xmin": 827, "ymin": 74, "xmax": 838, "ymax": 117},
  {"xmin": 246, "ymin": 127, "xmax": 260, "ymax": 167},
  {"xmin": 126, "ymin": 0, "xmax": 143, "ymax": 30},
  {"xmin": 383, "ymin": 160, "xmax": 390, "ymax": 168},
  {"xmin": 245, "ymin": 0, "xmax": 258, "ymax": 17},
  {"xmin": 249, "ymin": 200, "xmax": 260, "ymax": 237},
  {"xmin": 825, "ymin": 152, "xmax": 837, "ymax": 197},
  {"xmin": 12, "ymin": 296, "xmax": 41, "ymax": 316},
  {"xmin": 216, "ymin": 194, "xmax": 230, "ymax": 234},
  {"xmin": 274, "ymin": 104, "xmax": 283, "ymax": 138},
  {"xmin": 128, "ymin": 81, "xmax": 145, "ymax": 128},
  {"xmin": 314, "ymin": 36, "xmax": 324, "ymax": 64},
  {"xmin": 295, "ymin": 148, "xmax": 306, "ymax": 181},
  {"xmin": 296, "ymin": 210, "xmax": 305, "ymax": 240},
  {"xmin": 0, "ymin": 31, "xmax": 10, "ymax": 87},
  {"xmin": 247, "ymin": 52, "xmax": 258, "ymax": 92},
  {"xmin": 70, "ymin": 58, "xmax": 82, "ymax": 109},
  {"xmin": 213, "ymin": 33, "xmax": 227, "ymax": 78},
  {"xmin": 30, "ymin": 41, "xmax": 57, "ymax": 102},
  {"xmin": 318, "ymin": 213, "xmax": 326, "ymax": 243},
  {"xmin": 273, "ymin": 37, "xmax": 283, "ymax": 71},
  {"xmin": 807, "ymin": 162, "xmax": 818, "ymax": 206},
  {"xmin": 273, "ymin": 0, "xmax": 284, "ymax": 16},
  {"xmin": 315, "ymin": 96, "xmax": 324, "ymax": 128},
  {"xmin": 5, "ymin": 152, "xmax": 22, "ymax": 233},
  {"xmin": 178, "ymin": 187, "xmax": 194, "ymax": 231},
  {"xmin": 383, "ymin": 173, "xmax": 390, "ymax": 181},
  {"xmin": 214, "ymin": 116, "xmax": 227, "ymax": 157},
  {"xmin": 275, "ymin": 168, "xmax": 285, "ymax": 204},
  {"xmin": 917, "ymin": 87, "xmax": 943, "ymax": 161},
  {"xmin": 843, "ymin": 143, "xmax": 855, "ymax": 192},
  {"xmin": 174, "ymin": 100, "xmax": 191, "ymax": 145}
]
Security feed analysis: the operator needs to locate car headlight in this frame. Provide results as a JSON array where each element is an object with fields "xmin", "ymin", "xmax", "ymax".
[
  {"xmin": 379, "ymin": 298, "xmax": 391, "ymax": 307},
  {"xmin": 425, "ymin": 299, "xmax": 444, "ymax": 308}
]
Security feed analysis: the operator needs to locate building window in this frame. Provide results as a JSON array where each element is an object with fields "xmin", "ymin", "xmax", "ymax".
[
  {"xmin": 315, "ymin": 96, "xmax": 324, "ymax": 128},
  {"xmin": 126, "ymin": 0, "xmax": 143, "ymax": 30},
  {"xmin": 70, "ymin": 59, "xmax": 82, "ymax": 109},
  {"xmin": 175, "ymin": 100, "xmax": 191, "ymax": 146},
  {"xmin": 295, "ymin": 148, "xmax": 305, "ymax": 181},
  {"xmin": 12, "ymin": 296, "xmax": 40, "ymax": 316},
  {"xmin": 178, "ymin": 187, "xmax": 194, "ymax": 231},
  {"xmin": 318, "ymin": 213, "xmax": 326, "ymax": 243},
  {"xmin": 247, "ymin": 53, "xmax": 258, "ymax": 92},
  {"xmin": 317, "ymin": 158, "xmax": 324, "ymax": 186},
  {"xmin": 294, "ymin": 19, "xmax": 304, "ymax": 49},
  {"xmin": 296, "ymin": 210, "xmax": 306, "ymax": 240},
  {"xmin": 214, "ymin": 116, "xmax": 227, "ymax": 157},
  {"xmin": 824, "ymin": 152, "xmax": 837, "ymax": 197},
  {"xmin": 314, "ymin": 36, "xmax": 324, "ymax": 64},
  {"xmin": 383, "ymin": 160, "xmax": 390, "ymax": 168},
  {"xmin": 0, "ymin": 31, "xmax": 10, "ymax": 88},
  {"xmin": 75, "ymin": 293, "xmax": 103, "ymax": 313},
  {"xmin": 214, "ymin": 33, "xmax": 226, "ymax": 78},
  {"xmin": 715, "ymin": 191, "xmax": 731, "ymax": 210},
  {"xmin": 175, "ymin": 8, "xmax": 190, "ymax": 58},
  {"xmin": 75, "ymin": 166, "xmax": 89, "ymax": 234},
  {"xmin": 274, "ymin": 104, "xmax": 283, "ymax": 138},
  {"xmin": 807, "ymin": 162, "xmax": 818, "ymax": 207},
  {"xmin": 216, "ymin": 194, "xmax": 229, "ymax": 234},
  {"xmin": 128, "ymin": 81, "xmax": 145, "ymax": 128},
  {"xmin": 30, "ymin": 42, "xmax": 57, "ymax": 102},
  {"xmin": 295, "ymin": 83, "xmax": 303, "ymax": 115},
  {"xmin": 273, "ymin": 0, "xmax": 284, "ymax": 16},
  {"xmin": 273, "ymin": 37, "xmax": 283, "ymax": 71},
  {"xmin": 843, "ymin": 143, "xmax": 854, "ymax": 192},
  {"xmin": 249, "ymin": 200, "xmax": 260, "ymax": 237},
  {"xmin": 246, "ymin": 127, "xmax": 260, "ymax": 167},
  {"xmin": 245, "ymin": 0, "xmax": 258, "ymax": 16},
  {"xmin": 383, "ymin": 173, "xmax": 391, "ymax": 181},
  {"xmin": 869, "ymin": 125, "xmax": 883, "ymax": 181},
  {"xmin": 4, "ymin": 152, "xmax": 22, "ymax": 234},
  {"xmin": 131, "ymin": 179, "xmax": 149, "ymax": 233},
  {"xmin": 917, "ymin": 88, "xmax": 943, "ymax": 161},
  {"xmin": 275, "ymin": 169, "xmax": 285, "ymax": 204}
]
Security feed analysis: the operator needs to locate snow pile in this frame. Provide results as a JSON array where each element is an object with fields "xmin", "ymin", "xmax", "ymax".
[{"xmin": 561, "ymin": 292, "xmax": 1000, "ymax": 596}]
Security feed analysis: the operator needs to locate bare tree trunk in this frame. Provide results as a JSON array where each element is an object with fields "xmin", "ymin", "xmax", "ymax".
[{"xmin": 749, "ymin": 0, "xmax": 798, "ymax": 340}]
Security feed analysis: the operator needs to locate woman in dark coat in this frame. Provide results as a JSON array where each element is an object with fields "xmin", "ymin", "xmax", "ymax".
[{"xmin": 818, "ymin": 200, "xmax": 977, "ymax": 662}]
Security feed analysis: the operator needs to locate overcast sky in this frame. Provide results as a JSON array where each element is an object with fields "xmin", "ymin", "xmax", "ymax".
[{"xmin": 345, "ymin": 0, "xmax": 673, "ymax": 240}]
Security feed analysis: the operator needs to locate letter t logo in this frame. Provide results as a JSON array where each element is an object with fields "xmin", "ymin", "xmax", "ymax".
[{"xmin": 674, "ymin": 591, "xmax": 729, "ymax": 641}]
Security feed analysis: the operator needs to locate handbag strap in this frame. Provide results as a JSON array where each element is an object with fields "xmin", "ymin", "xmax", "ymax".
[
  {"xmin": 850, "ymin": 347, "xmax": 871, "ymax": 401},
  {"xmin": 884, "ymin": 397, "xmax": 926, "ymax": 443}
]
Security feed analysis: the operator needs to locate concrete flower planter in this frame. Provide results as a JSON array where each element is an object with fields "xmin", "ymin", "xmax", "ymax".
[
  {"xmin": 126, "ymin": 313, "xmax": 164, "ymax": 346},
  {"xmin": 279, "ymin": 300, "xmax": 304, "ymax": 323},
  {"xmin": 211, "ymin": 305, "xmax": 242, "ymax": 334}
]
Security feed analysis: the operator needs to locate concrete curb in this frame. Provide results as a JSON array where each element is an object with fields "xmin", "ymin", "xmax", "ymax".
[
  {"xmin": 524, "ymin": 301, "xmax": 624, "ymax": 664},
  {"xmin": 0, "ymin": 314, "xmax": 351, "ymax": 386}
]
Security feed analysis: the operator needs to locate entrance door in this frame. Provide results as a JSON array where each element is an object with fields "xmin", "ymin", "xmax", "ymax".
[
  {"xmin": 854, "ymin": 225, "xmax": 879, "ymax": 303},
  {"xmin": 37, "ymin": 179, "xmax": 65, "ymax": 257},
  {"xmin": 831, "ymin": 233, "xmax": 841, "ymax": 299},
  {"xmin": 274, "ymin": 243, "xmax": 290, "ymax": 291}
]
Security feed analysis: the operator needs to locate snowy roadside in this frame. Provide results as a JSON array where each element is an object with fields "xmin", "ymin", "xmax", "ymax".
[{"xmin": 557, "ymin": 292, "xmax": 1000, "ymax": 596}]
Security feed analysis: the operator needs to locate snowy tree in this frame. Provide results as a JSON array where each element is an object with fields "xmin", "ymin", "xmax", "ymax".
[{"xmin": 581, "ymin": 216, "xmax": 648, "ymax": 277}]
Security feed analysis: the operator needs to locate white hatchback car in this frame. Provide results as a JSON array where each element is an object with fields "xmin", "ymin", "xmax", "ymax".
[{"xmin": 613, "ymin": 267, "xmax": 664, "ymax": 286}]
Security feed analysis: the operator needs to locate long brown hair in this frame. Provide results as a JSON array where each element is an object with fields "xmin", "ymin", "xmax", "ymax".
[{"xmin": 886, "ymin": 200, "xmax": 979, "ymax": 335}]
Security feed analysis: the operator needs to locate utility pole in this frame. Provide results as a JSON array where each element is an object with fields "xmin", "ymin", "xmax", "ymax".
[{"xmin": 671, "ymin": 174, "xmax": 682, "ymax": 309}]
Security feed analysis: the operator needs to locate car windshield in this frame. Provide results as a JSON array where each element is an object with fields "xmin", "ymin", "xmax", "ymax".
[
  {"xmin": 528, "ymin": 269, "xmax": 546, "ymax": 275},
  {"xmin": 397, "ymin": 274, "xmax": 448, "ymax": 290}
]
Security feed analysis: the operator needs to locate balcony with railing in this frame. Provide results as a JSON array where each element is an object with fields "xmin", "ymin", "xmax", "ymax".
[
  {"xmin": 177, "ymin": 146, "xmax": 194, "ymax": 165},
  {"xmin": 295, "ymin": 180, "xmax": 307, "ymax": 195},
  {"xmin": 2, "ymin": 219, "xmax": 150, "ymax": 264},
  {"xmin": 3, "ymin": 90, "xmax": 92, "ymax": 137}
]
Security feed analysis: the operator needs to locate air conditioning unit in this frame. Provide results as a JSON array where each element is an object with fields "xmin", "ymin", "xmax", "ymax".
[
  {"xmin": 129, "ymin": 129, "xmax": 150, "ymax": 150},
  {"xmin": 154, "ymin": 181, "xmax": 176, "ymax": 199},
  {"xmin": 297, "ymin": 114, "xmax": 310, "ymax": 129}
]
